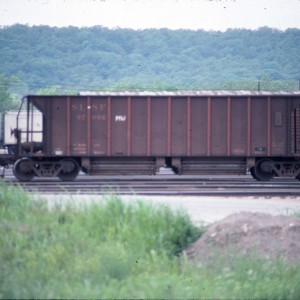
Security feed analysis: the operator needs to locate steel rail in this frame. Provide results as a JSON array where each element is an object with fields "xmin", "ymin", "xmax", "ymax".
[{"xmin": 2, "ymin": 174, "xmax": 300, "ymax": 196}]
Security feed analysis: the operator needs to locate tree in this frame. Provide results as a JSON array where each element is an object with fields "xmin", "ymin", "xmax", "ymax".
[
  {"xmin": 0, "ymin": 75, "xmax": 19, "ymax": 112},
  {"xmin": 0, "ymin": 25, "xmax": 299, "ymax": 92}
]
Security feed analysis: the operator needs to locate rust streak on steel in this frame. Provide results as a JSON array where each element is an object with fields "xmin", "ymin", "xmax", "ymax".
[
  {"xmin": 107, "ymin": 96, "xmax": 111, "ymax": 156},
  {"xmin": 87, "ymin": 96, "xmax": 91, "ymax": 155},
  {"xmin": 168, "ymin": 96, "xmax": 172, "ymax": 156},
  {"xmin": 67, "ymin": 96, "xmax": 71, "ymax": 156},
  {"xmin": 127, "ymin": 96, "xmax": 132, "ymax": 156},
  {"xmin": 187, "ymin": 96, "xmax": 191, "ymax": 156},
  {"xmin": 227, "ymin": 96, "xmax": 231, "ymax": 156},
  {"xmin": 267, "ymin": 96, "xmax": 271, "ymax": 156},
  {"xmin": 207, "ymin": 96, "xmax": 211, "ymax": 156},
  {"xmin": 247, "ymin": 96, "xmax": 251, "ymax": 156},
  {"xmin": 147, "ymin": 96, "xmax": 151, "ymax": 156}
]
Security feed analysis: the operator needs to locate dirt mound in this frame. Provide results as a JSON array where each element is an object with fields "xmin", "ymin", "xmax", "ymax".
[{"xmin": 186, "ymin": 212, "xmax": 300, "ymax": 265}]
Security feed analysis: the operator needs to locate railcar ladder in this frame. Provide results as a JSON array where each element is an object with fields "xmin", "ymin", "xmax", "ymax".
[{"xmin": 291, "ymin": 105, "xmax": 300, "ymax": 154}]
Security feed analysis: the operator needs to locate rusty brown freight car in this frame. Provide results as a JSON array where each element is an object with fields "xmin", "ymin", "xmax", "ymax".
[{"xmin": 11, "ymin": 91, "xmax": 300, "ymax": 181}]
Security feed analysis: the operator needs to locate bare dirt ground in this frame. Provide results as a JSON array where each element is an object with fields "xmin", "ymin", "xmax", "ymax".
[{"xmin": 186, "ymin": 212, "xmax": 300, "ymax": 265}]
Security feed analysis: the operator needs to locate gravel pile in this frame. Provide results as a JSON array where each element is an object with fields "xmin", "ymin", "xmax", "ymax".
[{"xmin": 186, "ymin": 212, "xmax": 300, "ymax": 265}]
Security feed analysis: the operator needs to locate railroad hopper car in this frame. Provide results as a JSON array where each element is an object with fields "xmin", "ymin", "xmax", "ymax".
[
  {"xmin": 0, "ymin": 111, "xmax": 42, "ymax": 154},
  {"xmin": 0, "ymin": 110, "xmax": 43, "ymax": 169},
  {"xmin": 6, "ymin": 91, "xmax": 300, "ymax": 181}
]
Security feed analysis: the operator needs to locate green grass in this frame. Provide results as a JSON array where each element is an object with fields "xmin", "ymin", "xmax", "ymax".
[
  {"xmin": 294, "ymin": 211, "xmax": 300, "ymax": 218},
  {"xmin": 1, "ymin": 181, "xmax": 300, "ymax": 299}
]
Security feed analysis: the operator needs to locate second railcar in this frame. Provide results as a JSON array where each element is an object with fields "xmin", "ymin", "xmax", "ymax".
[{"xmin": 11, "ymin": 91, "xmax": 300, "ymax": 181}]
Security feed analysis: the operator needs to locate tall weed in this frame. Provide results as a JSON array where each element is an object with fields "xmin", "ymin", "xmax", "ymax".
[{"xmin": 1, "ymin": 182, "xmax": 300, "ymax": 299}]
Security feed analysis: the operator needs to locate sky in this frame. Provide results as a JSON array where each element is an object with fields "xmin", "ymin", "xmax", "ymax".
[{"xmin": 0, "ymin": 0, "xmax": 300, "ymax": 31}]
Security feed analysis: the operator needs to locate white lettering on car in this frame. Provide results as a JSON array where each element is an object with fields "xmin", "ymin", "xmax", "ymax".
[{"xmin": 115, "ymin": 115, "xmax": 127, "ymax": 122}]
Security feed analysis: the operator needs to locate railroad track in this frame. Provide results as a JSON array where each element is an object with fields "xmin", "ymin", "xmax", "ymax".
[{"xmin": 2, "ymin": 170, "xmax": 300, "ymax": 196}]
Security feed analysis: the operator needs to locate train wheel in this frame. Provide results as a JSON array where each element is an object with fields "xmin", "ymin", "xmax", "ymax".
[
  {"xmin": 13, "ymin": 158, "xmax": 35, "ymax": 182},
  {"xmin": 254, "ymin": 159, "xmax": 274, "ymax": 181},
  {"xmin": 57, "ymin": 158, "xmax": 79, "ymax": 181}
]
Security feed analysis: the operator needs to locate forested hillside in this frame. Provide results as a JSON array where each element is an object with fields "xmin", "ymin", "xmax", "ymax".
[{"xmin": 0, "ymin": 24, "xmax": 299, "ymax": 94}]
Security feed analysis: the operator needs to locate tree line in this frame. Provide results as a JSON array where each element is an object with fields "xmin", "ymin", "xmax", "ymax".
[{"xmin": 0, "ymin": 24, "xmax": 299, "ymax": 111}]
